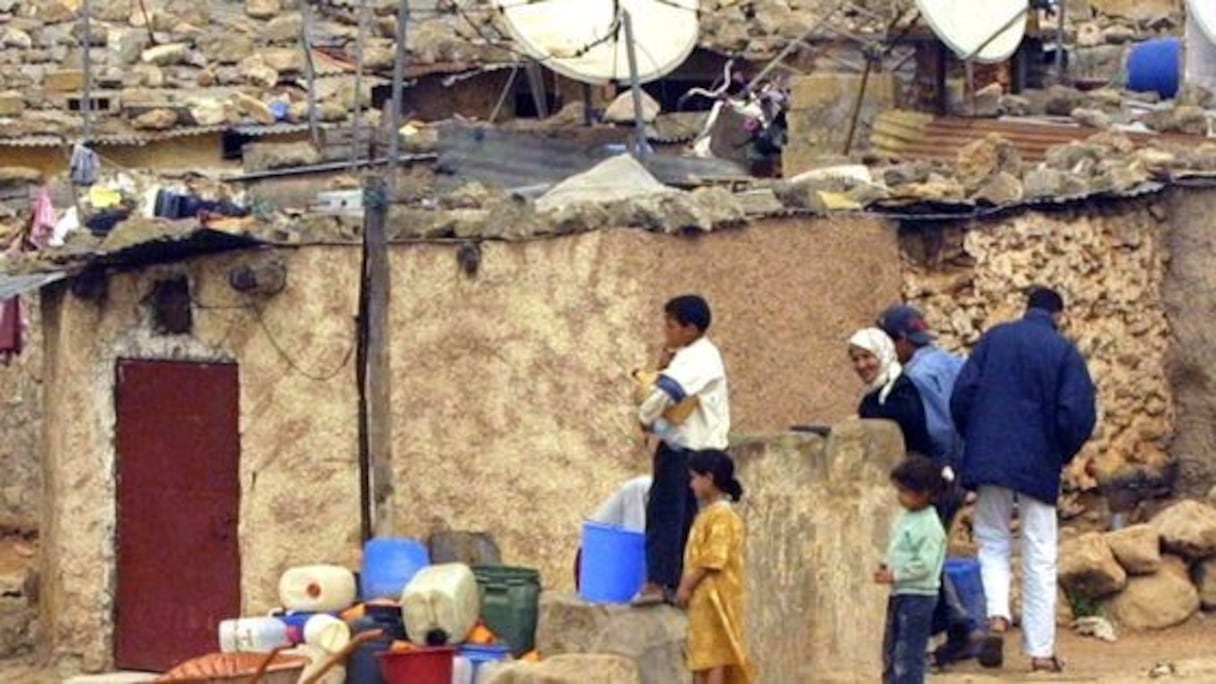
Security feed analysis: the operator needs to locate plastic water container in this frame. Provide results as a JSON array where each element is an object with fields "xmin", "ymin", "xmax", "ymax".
[
  {"xmin": 304, "ymin": 613, "xmax": 352, "ymax": 653},
  {"xmin": 579, "ymin": 521, "xmax": 646, "ymax": 604},
  {"xmin": 452, "ymin": 655, "xmax": 474, "ymax": 684},
  {"xmin": 459, "ymin": 644, "xmax": 511, "ymax": 679},
  {"xmin": 280, "ymin": 564, "xmax": 358, "ymax": 613},
  {"xmin": 401, "ymin": 564, "xmax": 481, "ymax": 646},
  {"xmin": 944, "ymin": 557, "xmax": 986, "ymax": 633},
  {"xmin": 473, "ymin": 567, "xmax": 540, "ymax": 656},
  {"xmin": 363, "ymin": 538, "xmax": 431, "ymax": 600},
  {"xmin": 219, "ymin": 617, "xmax": 292, "ymax": 653},
  {"xmin": 378, "ymin": 647, "xmax": 456, "ymax": 684},
  {"xmin": 1128, "ymin": 37, "xmax": 1182, "ymax": 99},
  {"xmin": 473, "ymin": 662, "xmax": 506, "ymax": 684}
]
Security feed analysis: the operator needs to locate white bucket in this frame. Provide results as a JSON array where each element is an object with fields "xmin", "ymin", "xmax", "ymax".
[{"xmin": 218, "ymin": 617, "xmax": 291, "ymax": 653}]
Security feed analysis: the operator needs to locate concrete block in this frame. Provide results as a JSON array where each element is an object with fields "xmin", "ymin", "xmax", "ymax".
[{"xmin": 43, "ymin": 69, "xmax": 84, "ymax": 93}]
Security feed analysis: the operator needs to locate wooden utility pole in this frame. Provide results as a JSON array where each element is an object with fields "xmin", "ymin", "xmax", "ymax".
[{"xmin": 358, "ymin": 0, "xmax": 408, "ymax": 540}]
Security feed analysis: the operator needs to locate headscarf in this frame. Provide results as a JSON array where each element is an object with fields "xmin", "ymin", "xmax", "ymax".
[{"xmin": 848, "ymin": 327, "xmax": 903, "ymax": 406}]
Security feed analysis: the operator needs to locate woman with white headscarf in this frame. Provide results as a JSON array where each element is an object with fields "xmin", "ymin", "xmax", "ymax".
[{"xmin": 848, "ymin": 327, "xmax": 933, "ymax": 457}]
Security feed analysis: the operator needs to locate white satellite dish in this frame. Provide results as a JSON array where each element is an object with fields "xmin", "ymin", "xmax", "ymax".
[
  {"xmin": 915, "ymin": 0, "xmax": 1026, "ymax": 64},
  {"xmin": 1187, "ymin": 0, "xmax": 1216, "ymax": 42},
  {"xmin": 494, "ymin": 0, "xmax": 700, "ymax": 85}
]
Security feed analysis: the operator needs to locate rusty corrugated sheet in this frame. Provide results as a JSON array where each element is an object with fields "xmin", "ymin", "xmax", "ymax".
[{"xmin": 871, "ymin": 110, "xmax": 1207, "ymax": 164}]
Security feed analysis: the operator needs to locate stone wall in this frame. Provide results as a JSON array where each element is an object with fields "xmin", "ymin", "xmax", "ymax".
[
  {"xmin": 899, "ymin": 198, "xmax": 1174, "ymax": 500},
  {"xmin": 36, "ymin": 216, "xmax": 902, "ymax": 671}
]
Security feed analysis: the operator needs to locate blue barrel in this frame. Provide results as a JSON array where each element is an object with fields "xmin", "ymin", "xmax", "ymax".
[
  {"xmin": 1127, "ymin": 37, "xmax": 1181, "ymax": 99},
  {"xmin": 361, "ymin": 538, "xmax": 430, "ymax": 600},
  {"xmin": 944, "ymin": 557, "xmax": 986, "ymax": 632},
  {"xmin": 578, "ymin": 521, "xmax": 646, "ymax": 603}
]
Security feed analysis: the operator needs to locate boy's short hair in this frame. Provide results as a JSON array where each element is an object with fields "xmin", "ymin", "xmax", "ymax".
[
  {"xmin": 1027, "ymin": 286, "xmax": 1064, "ymax": 314},
  {"xmin": 891, "ymin": 456, "xmax": 944, "ymax": 497},
  {"xmin": 665, "ymin": 295, "xmax": 712, "ymax": 332}
]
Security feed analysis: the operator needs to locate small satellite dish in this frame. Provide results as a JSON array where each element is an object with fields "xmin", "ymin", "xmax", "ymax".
[
  {"xmin": 494, "ymin": 0, "xmax": 700, "ymax": 85},
  {"xmin": 915, "ymin": 0, "xmax": 1026, "ymax": 64},
  {"xmin": 1187, "ymin": 0, "xmax": 1216, "ymax": 42}
]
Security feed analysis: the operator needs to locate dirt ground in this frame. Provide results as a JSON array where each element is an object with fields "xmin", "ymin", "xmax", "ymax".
[{"xmin": 933, "ymin": 616, "xmax": 1216, "ymax": 682}]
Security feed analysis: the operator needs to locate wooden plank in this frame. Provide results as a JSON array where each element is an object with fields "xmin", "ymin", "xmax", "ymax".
[{"xmin": 358, "ymin": 174, "xmax": 393, "ymax": 539}]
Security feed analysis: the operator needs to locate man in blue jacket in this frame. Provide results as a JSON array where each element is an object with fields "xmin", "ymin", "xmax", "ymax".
[{"xmin": 950, "ymin": 287, "xmax": 1097, "ymax": 673}]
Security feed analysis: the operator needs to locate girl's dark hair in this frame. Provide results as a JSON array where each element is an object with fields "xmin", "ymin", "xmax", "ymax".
[
  {"xmin": 1026, "ymin": 285, "xmax": 1064, "ymax": 314},
  {"xmin": 890, "ymin": 455, "xmax": 944, "ymax": 498},
  {"xmin": 689, "ymin": 449, "xmax": 744, "ymax": 502}
]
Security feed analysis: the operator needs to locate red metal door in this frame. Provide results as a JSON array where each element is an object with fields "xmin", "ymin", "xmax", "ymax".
[{"xmin": 115, "ymin": 359, "xmax": 241, "ymax": 672}]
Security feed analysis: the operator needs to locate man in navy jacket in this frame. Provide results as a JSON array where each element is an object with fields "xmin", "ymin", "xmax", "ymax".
[{"xmin": 950, "ymin": 287, "xmax": 1097, "ymax": 673}]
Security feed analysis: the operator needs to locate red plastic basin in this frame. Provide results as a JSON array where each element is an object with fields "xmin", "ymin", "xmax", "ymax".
[{"xmin": 377, "ymin": 647, "xmax": 456, "ymax": 684}]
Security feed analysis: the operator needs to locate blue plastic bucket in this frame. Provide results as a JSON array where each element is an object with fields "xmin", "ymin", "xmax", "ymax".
[
  {"xmin": 944, "ymin": 557, "xmax": 986, "ymax": 632},
  {"xmin": 361, "ymin": 538, "xmax": 430, "ymax": 600},
  {"xmin": 578, "ymin": 521, "xmax": 646, "ymax": 603},
  {"xmin": 460, "ymin": 643, "xmax": 511, "ymax": 673},
  {"xmin": 1127, "ymin": 37, "xmax": 1181, "ymax": 99}
]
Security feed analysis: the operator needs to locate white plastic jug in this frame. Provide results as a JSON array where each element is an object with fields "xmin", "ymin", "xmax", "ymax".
[
  {"xmin": 278, "ymin": 564, "xmax": 358, "ymax": 613},
  {"xmin": 288, "ymin": 644, "xmax": 345, "ymax": 684},
  {"xmin": 218, "ymin": 617, "xmax": 291, "ymax": 653},
  {"xmin": 474, "ymin": 661, "xmax": 507, "ymax": 684},
  {"xmin": 303, "ymin": 614, "xmax": 351, "ymax": 654},
  {"xmin": 400, "ymin": 563, "xmax": 480, "ymax": 646},
  {"xmin": 452, "ymin": 655, "xmax": 474, "ymax": 684}
]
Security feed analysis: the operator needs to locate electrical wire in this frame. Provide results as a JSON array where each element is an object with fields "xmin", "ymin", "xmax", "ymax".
[{"xmin": 192, "ymin": 295, "xmax": 355, "ymax": 382}]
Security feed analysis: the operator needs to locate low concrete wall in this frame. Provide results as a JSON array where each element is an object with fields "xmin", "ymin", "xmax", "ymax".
[
  {"xmin": 536, "ymin": 423, "xmax": 905, "ymax": 684},
  {"xmin": 734, "ymin": 422, "xmax": 904, "ymax": 683}
]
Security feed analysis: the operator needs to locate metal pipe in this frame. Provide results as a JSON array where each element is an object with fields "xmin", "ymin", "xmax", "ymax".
[
  {"xmin": 387, "ymin": 0, "xmax": 410, "ymax": 190},
  {"xmin": 621, "ymin": 9, "xmax": 648, "ymax": 156},
  {"xmin": 81, "ymin": 0, "xmax": 92, "ymax": 143}
]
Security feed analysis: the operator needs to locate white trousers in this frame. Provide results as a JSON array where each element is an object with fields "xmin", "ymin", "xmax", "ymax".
[{"xmin": 973, "ymin": 486, "xmax": 1058, "ymax": 659}]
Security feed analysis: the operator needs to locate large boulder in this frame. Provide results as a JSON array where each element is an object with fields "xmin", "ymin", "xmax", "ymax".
[
  {"xmin": 1193, "ymin": 557, "xmax": 1216, "ymax": 611},
  {"xmin": 1107, "ymin": 556, "xmax": 1200, "ymax": 629},
  {"xmin": 536, "ymin": 593, "xmax": 688, "ymax": 684},
  {"xmin": 956, "ymin": 134, "xmax": 1021, "ymax": 191},
  {"xmin": 487, "ymin": 654, "xmax": 641, "ymax": 684},
  {"xmin": 1058, "ymin": 532, "xmax": 1127, "ymax": 598},
  {"xmin": 1105, "ymin": 524, "xmax": 1162, "ymax": 576},
  {"xmin": 1152, "ymin": 500, "xmax": 1216, "ymax": 560}
]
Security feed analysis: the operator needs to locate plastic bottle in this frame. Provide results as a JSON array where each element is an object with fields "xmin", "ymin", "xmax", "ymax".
[
  {"xmin": 218, "ymin": 617, "xmax": 291, "ymax": 653},
  {"xmin": 279, "ymin": 564, "xmax": 358, "ymax": 613},
  {"xmin": 304, "ymin": 614, "xmax": 352, "ymax": 654},
  {"xmin": 451, "ymin": 655, "xmax": 474, "ymax": 684}
]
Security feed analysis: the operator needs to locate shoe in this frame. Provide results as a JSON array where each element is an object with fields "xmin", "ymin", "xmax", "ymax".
[
  {"xmin": 1031, "ymin": 656, "xmax": 1064, "ymax": 673},
  {"xmin": 977, "ymin": 633, "xmax": 1004, "ymax": 669}
]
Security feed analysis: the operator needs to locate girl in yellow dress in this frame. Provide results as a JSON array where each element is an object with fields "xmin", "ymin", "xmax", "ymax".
[{"xmin": 676, "ymin": 450, "xmax": 752, "ymax": 684}]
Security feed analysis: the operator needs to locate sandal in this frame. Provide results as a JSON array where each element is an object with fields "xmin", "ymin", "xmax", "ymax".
[{"xmin": 1031, "ymin": 656, "xmax": 1064, "ymax": 673}]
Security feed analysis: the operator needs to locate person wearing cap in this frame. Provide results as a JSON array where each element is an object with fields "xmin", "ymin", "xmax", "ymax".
[
  {"xmin": 876, "ymin": 305, "xmax": 966, "ymax": 472},
  {"xmin": 950, "ymin": 287, "xmax": 1097, "ymax": 674},
  {"xmin": 877, "ymin": 304, "xmax": 977, "ymax": 668}
]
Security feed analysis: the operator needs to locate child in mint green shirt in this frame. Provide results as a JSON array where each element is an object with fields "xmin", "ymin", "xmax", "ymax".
[{"xmin": 874, "ymin": 456, "xmax": 947, "ymax": 684}]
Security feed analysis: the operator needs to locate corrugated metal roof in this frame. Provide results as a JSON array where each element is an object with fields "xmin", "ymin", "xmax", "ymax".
[
  {"xmin": 0, "ymin": 123, "xmax": 320, "ymax": 148},
  {"xmin": 871, "ymin": 111, "xmax": 1207, "ymax": 164},
  {"xmin": 0, "ymin": 271, "xmax": 66, "ymax": 299}
]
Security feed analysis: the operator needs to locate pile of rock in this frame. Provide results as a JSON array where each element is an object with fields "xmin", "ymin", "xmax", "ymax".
[
  {"xmin": 1059, "ymin": 500, "xmax": 1216, "ymax": 630},
  {"xmin": 0, "ymin": 0, "xmax": 493, "ymax": 139}
]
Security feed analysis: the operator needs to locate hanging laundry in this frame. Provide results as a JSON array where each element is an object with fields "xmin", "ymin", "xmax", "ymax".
[
  {"xmin": 88, "ymin": 185, "xmax": 122, "ymax": 209},
  {"xmin": 29, "ymin": 187, "xmax": 58, "ymax": 249},
  {"xmin": 70, "ymin": 144, "xmax": 100, "ymax": 187},
  {"xmin": 0, "ymin": 297, "xmax": 22, "ymax": 365}
]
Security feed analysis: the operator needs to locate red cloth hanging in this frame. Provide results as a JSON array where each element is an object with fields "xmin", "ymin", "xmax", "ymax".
[{"xmin": 0, "ymin": 297, "xmax": 22, "ymax": 365}]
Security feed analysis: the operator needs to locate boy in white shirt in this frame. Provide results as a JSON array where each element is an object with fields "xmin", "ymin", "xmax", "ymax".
[{"xmin": 634, "ymin": 295, "xmax": 731, "ymax": 604}]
